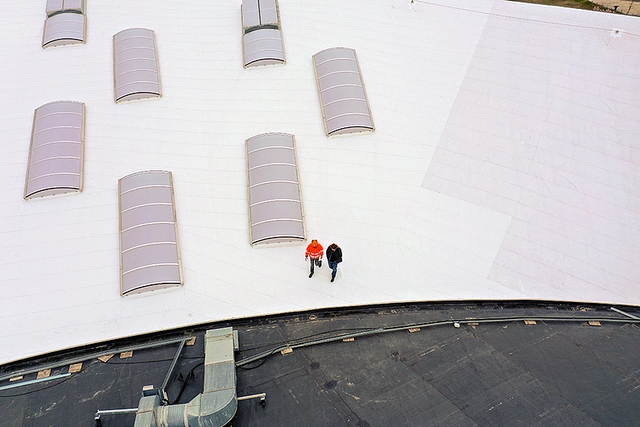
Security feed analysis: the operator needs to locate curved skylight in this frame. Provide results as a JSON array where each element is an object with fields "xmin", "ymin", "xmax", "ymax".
[
  {"xmin": 42, "ymin": 11, "xmax": 85, "ymax": 48},
  {"xmin": 241, "ymin": 0, "xmax": 261, "ymax": 29},
  {"xmin": 258, "ymin": 0, "xmax": 279, "ymax": 26},
  {"xmin": 113, "ymin": 28, "xmax": 162, "ymax": 103},
  {"xmin": 241, "ymin": 0, "xmax": 284, "ymax": 68},
  {"xmin": 243, "ymin": 29, "xmax": 285, "ymax": 68},
  {"xmin": 313, "ymin": 47, "xmax": 374, "ymax": 136},
  {"xmin": 241, "ymin": 0, "xmax": 279, "ymax": 30},
  {"xmin": 46, "ymin": 0, "xmax": 85, "ymax": 16},
  {"xmin": 119, "ymin": 171, "xmax": 182, "ymax": 296},
  {"xmin": 24, "ymin": 101, "xmax": 84, "ymax": 199},
  {"xmin": 246, "ymin": 133, "xmax": 305, "ymax": 245}
]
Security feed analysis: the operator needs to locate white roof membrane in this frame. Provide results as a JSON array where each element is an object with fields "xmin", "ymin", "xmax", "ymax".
[
  {"xmin": 24, "ymin": 101, "xmax": 84, "ymax": 199},
  {"xmin": 421, "ymin": 8, "xmax": 640, "ymax": 301},
  {"xmin": 0, "ymin": 0, "xmax": 639, "ymax": 364}
]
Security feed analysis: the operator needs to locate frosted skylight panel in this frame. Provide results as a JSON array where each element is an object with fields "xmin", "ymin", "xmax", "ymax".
[
  {"xmin": 243, "ymin": 29, "xmax": 285, "ymax": 68},
  {"xmin": 24, "ymin": 101, "xmax": 84, "ymax": 199},
  {"xmin": 241, "ymin": 0, "xmax": 284, "ymax": 67},
  {"xmin": 246, "ymin": 133, "xmax": 305, "ymax": 245},
  {"xmin": 119, "ymin": 171, "xmax": 182, "ymax": 296},
  {"xmin": 46, "ymin": 0, "xmax": 85, "ymax": 16},
  {"xmin": 242, "ymin": 0, "xmax": 279, "ymax": 30},
  {"xmin": 46, "ymin": 0, "xmax": 64, "ymax": 15},
  {"xmin": 113, "ymin": 28, "xmax": 162, "ymax": 103},
  {"xmin": 258, "ymin": 0, "xmax": 279, "ymax": 26},
  {"xmin": 241, "ymin": 0, "xmax": 261, "ymax": 29},
  {"xmin": 42, "ymin": 8, "xmax": 86, "ymax": 48},
  {"xmin": 313, "ymin": 47, "xmax": 374, "ymax": 136}
]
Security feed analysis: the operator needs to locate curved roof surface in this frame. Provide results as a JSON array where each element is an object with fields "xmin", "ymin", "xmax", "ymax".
[{"xmin": 0, "ymin": 0, "xmax": 639, "ymax": 364}]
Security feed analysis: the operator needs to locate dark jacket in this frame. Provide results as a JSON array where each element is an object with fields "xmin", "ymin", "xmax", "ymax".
[{"xmin": 326, "ymin": 244, "xmax": 342, "ymax": 263}]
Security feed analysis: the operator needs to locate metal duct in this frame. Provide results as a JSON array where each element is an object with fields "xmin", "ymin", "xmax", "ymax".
[{"xmin": 133, "ymin": 328, "xmax": 238, "ymax": 427}]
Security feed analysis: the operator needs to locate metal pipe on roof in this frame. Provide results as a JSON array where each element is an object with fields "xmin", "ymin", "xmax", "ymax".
[
  {"xmin": 0, "ymin": 335, "xmax": 193, "ymax": 383},
  {"xmin": 95, "ymin": 408, "xmax": 138, "ymax": 415},
  {"xmin": 161, "ymin": 339, "xmax": 187, "ymax": 393},
  {"xmin": 0, "ymin": 373, "xmax": 70, "ymax": 392},
  {"xmin": 610, "ymin": 306, "xmax": 640, "ymax": 320}
]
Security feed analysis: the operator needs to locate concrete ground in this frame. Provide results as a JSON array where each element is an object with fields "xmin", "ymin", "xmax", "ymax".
[{"xmin": 592, "ymin": 0, "xmax": 640, "ymax": 15}]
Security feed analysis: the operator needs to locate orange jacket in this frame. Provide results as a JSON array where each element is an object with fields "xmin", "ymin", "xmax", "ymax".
[{"xmin": 305, "ymin": 242, "xmax": 324, "ymax": 259}]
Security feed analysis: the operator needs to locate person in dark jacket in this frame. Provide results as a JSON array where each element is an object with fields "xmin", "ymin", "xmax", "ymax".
[{"xmin": 326, "ymin": 243, "xmax": 342, "ymax": 282}]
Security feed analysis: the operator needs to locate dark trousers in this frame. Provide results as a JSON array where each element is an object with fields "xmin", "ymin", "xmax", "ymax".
[
  {"xmin": 309, "ymin": 258, "xmax": 321, "ymax": 274},
  {"xmin": 328, "ymin": 261, "xmax": 338, "ymax": 279}
]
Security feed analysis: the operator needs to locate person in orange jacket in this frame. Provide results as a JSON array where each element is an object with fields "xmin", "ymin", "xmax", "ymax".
[{"xmin": 305, "ymin": 239, "xmax": 324, "ymax": 278}]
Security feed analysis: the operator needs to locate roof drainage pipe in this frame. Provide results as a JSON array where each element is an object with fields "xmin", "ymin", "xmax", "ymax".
[{"xmin": 135, "ymin": 328, "xmax": 238, "ymax": 427}]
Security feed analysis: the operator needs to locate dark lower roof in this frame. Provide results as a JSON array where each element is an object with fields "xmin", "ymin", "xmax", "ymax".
[{"xmin": 2, "ymin": 301, "xmax": 639, "ymax": 427}]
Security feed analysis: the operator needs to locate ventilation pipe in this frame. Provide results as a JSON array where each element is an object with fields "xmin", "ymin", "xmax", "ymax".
[{"xmin": 133, "ymin": 327, "xmax": 238, "ymax": 427}]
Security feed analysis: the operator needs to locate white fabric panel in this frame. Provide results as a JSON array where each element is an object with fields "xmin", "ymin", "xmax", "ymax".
[
  {"xmin": 423, "ymin": 3, "xmax": 640, "ymax": 304},
  {"xmin": 398, "ymin": 188, "xmax": 518, "ymax": 298}
]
